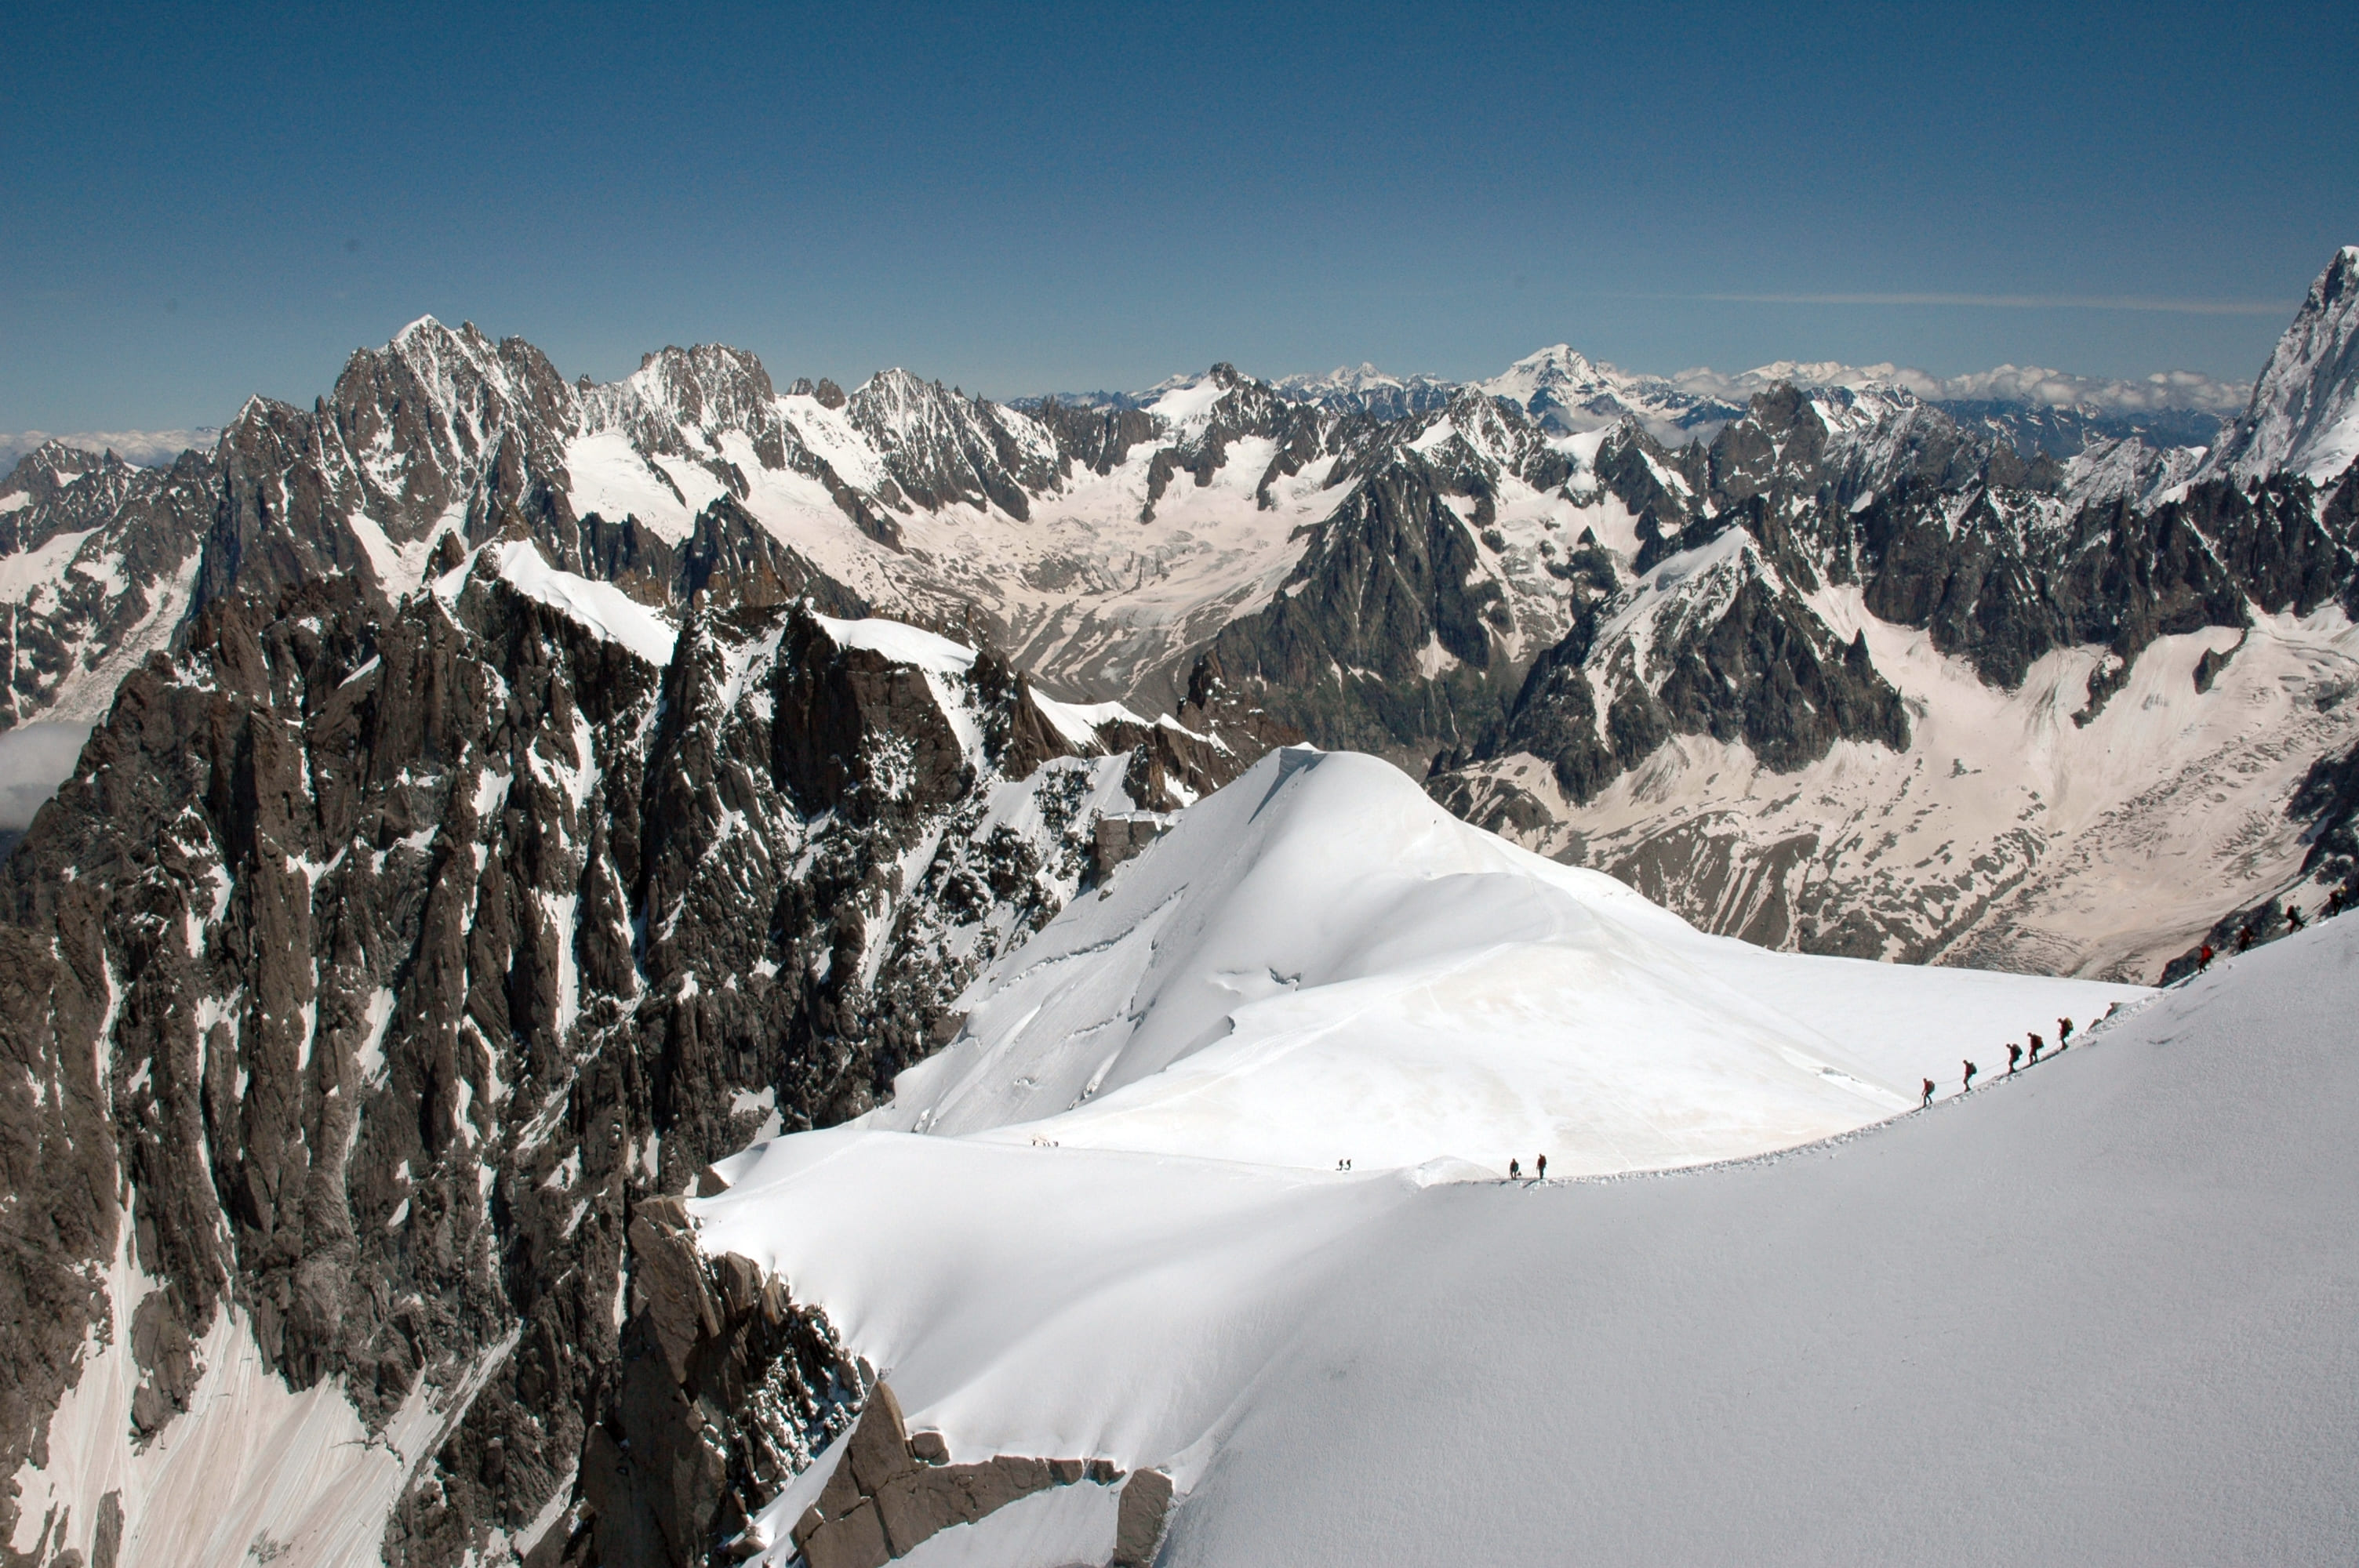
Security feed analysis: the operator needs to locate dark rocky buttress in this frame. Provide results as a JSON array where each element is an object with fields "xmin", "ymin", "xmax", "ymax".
[{"xmin": 0, "ymin": 551, "xmax": 1278, "ymax": 1568}]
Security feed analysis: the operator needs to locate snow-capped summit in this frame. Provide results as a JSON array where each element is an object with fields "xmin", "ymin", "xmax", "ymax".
[
  {"xmin": 2201, "ymin": 245, "xmax": 2359, "ymax": 487},
  {"xmin": 1478, "ymin": 343, "xmax": 1743, "ymax": 441},
  {"xmin": 871, "ymin": 746, "xmax": 2137, "ymax": 1173}
]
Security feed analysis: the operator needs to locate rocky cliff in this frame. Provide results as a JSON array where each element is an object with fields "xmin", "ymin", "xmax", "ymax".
[{"xmin": 0, "ymin": 535, "xmax": 1282, "ymax": 1568}]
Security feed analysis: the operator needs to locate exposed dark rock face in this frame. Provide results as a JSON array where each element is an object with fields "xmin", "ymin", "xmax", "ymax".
[
  {"xmin": 1027, "ymin": 398, "xmax": 1162, "ymax": 478},
  {"xmin": 565, "ymin": 1200, "xmax": 860, "ymax": 1566},
  {"xmin": 1202, "ymin": 420, "xmax": 1536, "ymax": 766},
  {"xmin": 0, "ymin": 541, "xmax": 1281, "ymax": 1567},
  {"xmin": 844, "ymin": 371, "xmax": 1062, "ymax": 521},
  {"xmin": 777, "ymin": 1377, "xmax": 1133, "ymax": 1568},
  {"xmin": 4, "ymin": 267, "xmax": 2357, "ymax": 1560},
  {"xmin": 1413, "ymin": 364, "xmax": 2359, "ymax": 966}
]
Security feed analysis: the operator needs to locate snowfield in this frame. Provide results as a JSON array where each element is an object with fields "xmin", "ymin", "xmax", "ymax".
[
  {"xmin": 681, "ymin": 747, "xmax": 2340, "ymax": 1568},
  {"xmin": 868, "ymin": 748, "xmax": 2140, "ymax": 1172}
]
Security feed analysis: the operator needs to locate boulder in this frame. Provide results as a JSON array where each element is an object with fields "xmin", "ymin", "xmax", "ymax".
[{"xmin": 1114, "ymin": 1468, "xmax": 1174, "ymax": 1567}]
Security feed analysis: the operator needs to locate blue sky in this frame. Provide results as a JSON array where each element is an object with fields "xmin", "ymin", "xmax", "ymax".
[{"xmin": 4, "ymin": 0, "xmax": 2354, "ymax": 428}]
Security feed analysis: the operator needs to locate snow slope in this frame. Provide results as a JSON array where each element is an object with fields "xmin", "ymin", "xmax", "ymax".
[
  {"xmin": 1166, "ymin": 910, "xmax": 2359, "ymax": 1567},
  {"xmin": 871, "ymin": 748, "xmax": 2139, "ymax": 1174},
  {"xmin": 695, "ymin": 791, "xmax": 2357, "ymax": 1568}
]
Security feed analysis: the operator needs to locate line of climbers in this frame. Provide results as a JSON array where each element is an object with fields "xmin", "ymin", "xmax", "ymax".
[
  {"xmin": 2194, "ymin": 887, "xmax": 2341, "ymax": 977},
  {"xmin": 1921, "ymin": 1013, "xmax": 2085, "ymax": 1109}
]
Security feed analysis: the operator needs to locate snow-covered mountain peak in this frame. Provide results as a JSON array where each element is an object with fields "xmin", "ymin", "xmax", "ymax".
[
  {"xmin": 870, "ymin": 742, "xmax": 2137, "ymax": 1174},
  {"xmin": 1408, "ymin": 383, "xmax": 1547, "ymax": 470},
  {"xmin": 580, "ymin": 341, "xmax": 791, "ymax": 470},
  {"xmin": 1138, "ymin": 365, "xmax": 1245, "ymax": 432},
  {"xmin": 1479, "ymin": 344, "xmax": 1743, "ymax": 442},
  {"xmin": 1275, "ymin": 361, "xmax": 1417, "ymax": 398},
  {"xmin": 2, "ymin": 438, "xmax": 111, "ymax": 495},
  {"xmin": 2202, "ymin": 244, "xmax": 2359, "ymax": 487},
  {"xmin": 1480, "ymin": 343, "xmax": 1605, "ymax": 401}
]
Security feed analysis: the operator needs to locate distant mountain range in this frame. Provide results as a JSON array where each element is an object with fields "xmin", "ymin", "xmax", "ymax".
[
  {"xmin": 0, "ymin": 244, "xmax": 2353, "ymax": 1568},
  {"xmin": 10, "ymin": 343, "xmax": 2241, "ymax": 478},
  {"xmin": 1030, "ymin": 343, "xmax": 2249, "ymax": 450}
]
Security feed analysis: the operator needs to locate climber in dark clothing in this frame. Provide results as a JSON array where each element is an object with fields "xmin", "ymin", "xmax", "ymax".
[
  {"xmin": 1921, "ymin": 1078, "xmax": 1936, "ymax": 1109},
  {"xmin": 2237, "ymin": 924, "xmax": 2257, "ymax": 953},
  {"xmin": 1536, "ymin": 1154, "xmax": 1547, "ymax": 1180},
  {"xmin": 1962, "ymin": 1060, "xmax": 1977, "ymax": 1091},
  {"xmin": 2027, "ymin": 1032, "xmax": 2044, "ymax": 1063},
  {"xmin": 2058, "ymin": 1018, "xmax": 2074, "ymax": 1050},
  {"xmin": 2288, "ymin": 906, "xmax": 2307, "ymax": 932},
  {"xmin": 1508, "ymin": 1158, "xmax": 1520, "ymax": 1181},
  {"xmin": 2327, "ymin": 888, "xmax": 2346, "ymax": 919},
  {"xmin": 2007, "ymin": 1042, "xmax": 2023, "ymax": 1074}
]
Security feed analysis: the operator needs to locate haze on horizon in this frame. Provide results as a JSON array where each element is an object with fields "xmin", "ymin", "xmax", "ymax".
[{"xmin": 4, "ymin": 0, "xmax": 2353, "ymax": 432}]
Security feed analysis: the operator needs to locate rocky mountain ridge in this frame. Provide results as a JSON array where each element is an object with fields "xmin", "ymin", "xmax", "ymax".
[
  {"xmin": 0, "ymin": 531, "xmax": 1285, "ymax": 1567},
  {"xmin": 1, "ymin": 245, "xmax": 2357, "ymax": 1566}
]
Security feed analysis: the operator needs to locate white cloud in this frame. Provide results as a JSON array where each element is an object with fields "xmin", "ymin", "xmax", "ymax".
[
  {"xmin": 0, "ymin": 430, "xmax": 219, "ymax": 470},
  {"xmin": 0, "ymin": 723, "xmax": 90, "ymax": 830},
  {"xmin": 1668, "ymin": 361, "xmax": 2251, "ymax": 416}
]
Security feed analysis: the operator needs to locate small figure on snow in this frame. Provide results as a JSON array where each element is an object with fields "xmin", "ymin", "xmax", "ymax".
[
  {"xmin": 1536, "ymin": 1154, "xmax": 1547, "ymax": 1180},
  {"xmin": 2197, "ymin": 944, "xmax": 2215, "ymax": 974},
  {"xmin": 1508, "ymin": 1158, "xmax": 1521, "ymax": 1181},
  {"xmin": 2288, "ymin": 905, "xmax": 2307, "ymax": 932},
  {"xmin": 1921, "ymin": 1078, "xmax": 1936, "ymax": 1109},
  {"xmin": 1962, "ymin": 1059, "xmax": 1978, "ymax": 1091},
  {"xmin": 2027, "ymin": 1032, "xmax": 2044, "ymax": 1063},
  {"xmin": 2327, "ymin": 887, "xmax": 2347, "ymax": 919},
  {"xmin": 2058, "ymin": 1017, "xmax": 2074, "ymax": 1051},
  {"xmin": 2007, "ymin": 1042, "xmax": 2023, "ymax": 1074},
  {"xmin": 2237, "ymin": 924, "xmax": 2257, "ymax": 954}
]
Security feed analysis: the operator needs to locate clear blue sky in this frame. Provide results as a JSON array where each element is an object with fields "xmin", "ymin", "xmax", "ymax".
[{"xmin": 5, "ymin": 0, "xmax": 2354, "ymax": 429}]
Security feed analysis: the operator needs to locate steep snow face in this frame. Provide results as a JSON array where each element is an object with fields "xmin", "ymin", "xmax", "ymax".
[
  {"xmin": 867, "ymin": 748, "xmax": 2139, "ymax": 1174},
  {"xmin": 691, "ymin": 764, "xmax": 2349, "ymax": 1568},
  {"xmin": 439, "ymin": 539, "xmax": 682, "ymax": 666},
  {"xmin": 2204, "ymin": 245, "xmax": 2359, "ymax": 485}
]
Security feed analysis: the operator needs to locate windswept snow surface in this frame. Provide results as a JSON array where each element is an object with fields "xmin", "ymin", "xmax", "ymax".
[
  {"xmin": 869, "ymin": 748, "xmax": 2138, "ymax": 1173},
  {"xmin": 698, "ymin": 791, "xmax": 2354, "ymax": 1568}
]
